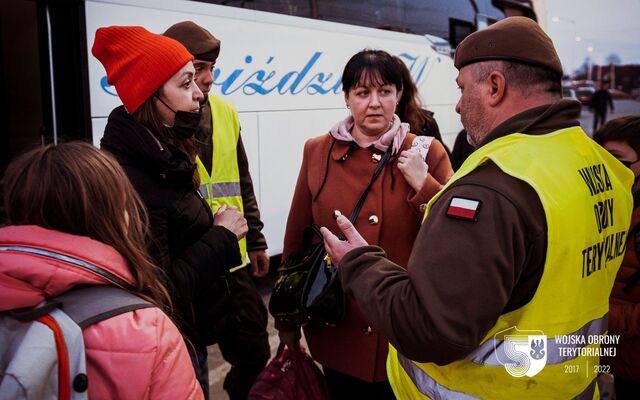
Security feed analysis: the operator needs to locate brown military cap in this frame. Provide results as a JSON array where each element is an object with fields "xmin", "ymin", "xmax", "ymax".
[
  {"xmin": 164, "ymin": 21, "xmax": 221, "ymax": 63},
  {"xmin": 454, "ymin": 16, "xmax": 563, "ymax": 75}
]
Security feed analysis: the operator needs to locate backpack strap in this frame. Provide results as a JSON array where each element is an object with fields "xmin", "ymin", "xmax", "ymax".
[
  {"xmin": 54, "ymin": 285, "xmax": 154, "ymax": 328},
  {"xmin": 411, "ymin": 135, "xmax": 435, "ymax": 161}
]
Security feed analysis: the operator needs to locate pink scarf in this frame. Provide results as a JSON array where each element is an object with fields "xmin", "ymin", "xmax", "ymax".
[{"xmin": 329, "ymin": 114, "xmax": 409, "ymax": 155}]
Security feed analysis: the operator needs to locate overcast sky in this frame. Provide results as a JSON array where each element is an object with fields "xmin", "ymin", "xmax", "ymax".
[{"xmin": 537, "ymin": 0, "xmax": 640, "ymax": 74}]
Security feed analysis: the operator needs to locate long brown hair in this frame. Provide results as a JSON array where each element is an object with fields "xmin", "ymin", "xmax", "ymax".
[
  {"xmin": 394, "ymin": 56, "xmax": 436, "ymax": 134},
  {"xmin": 4, "ymin": 142, "xmax": 171, "ymax": 311},
  {"xmin": 133, "ymin": 94, "xmax": 200, "ymax": 188}
]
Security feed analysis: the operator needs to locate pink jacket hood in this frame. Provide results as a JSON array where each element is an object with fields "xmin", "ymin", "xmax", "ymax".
[{"xmin": 0, "ymin": 225, "xmax": 135, "ymax": 311}]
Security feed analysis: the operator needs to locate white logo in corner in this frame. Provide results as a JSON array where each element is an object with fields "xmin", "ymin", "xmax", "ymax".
[{"xmin": 495, "ymin": 327, "xmax": 547, "ymax": 378}]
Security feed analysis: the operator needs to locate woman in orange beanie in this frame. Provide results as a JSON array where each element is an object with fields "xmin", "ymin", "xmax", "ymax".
[{"xmin": 92, "ymin": 26, "xmax": 247, "ymax": 398}]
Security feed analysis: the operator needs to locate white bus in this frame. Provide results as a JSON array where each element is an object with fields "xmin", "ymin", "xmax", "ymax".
[{"xmin": 1, "ymin": 0, "xmax": 536, "ymax": 255}]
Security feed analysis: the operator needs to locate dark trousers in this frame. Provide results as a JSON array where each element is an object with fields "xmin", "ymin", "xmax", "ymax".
[
  {"xmin": 188, "ymin": 343, "xmax": 210, "ymax": 400},
  {"xmin": 218, "ymin": 268, "xmax": 270, "ymax": 400},
  {"xmin": 323, "ymin": 367, "xmax": 396, "ymax": 400},
  {"xmin": 593, "ymin": 109, "xmax": 608, "ymax": 132}
]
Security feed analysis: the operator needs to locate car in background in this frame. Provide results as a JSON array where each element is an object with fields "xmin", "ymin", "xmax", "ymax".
[
  {"xmin": 576, "ymin": 86, "xmax": 595, "ymax": 105},
  {"xmin": 610, "ymin": 88, "xmax": 633, "ymax": 100},
  {"xmin": 562, "ymin": 88, "xmax": 578, "ymax": 101}
]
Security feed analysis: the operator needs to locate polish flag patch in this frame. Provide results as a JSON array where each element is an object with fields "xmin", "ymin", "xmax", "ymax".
[{"xmin": 446, "ymin": 197, "xmax": 481, "ymax": 221}]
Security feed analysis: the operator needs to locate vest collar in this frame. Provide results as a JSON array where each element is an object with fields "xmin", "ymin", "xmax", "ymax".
[{"xmin": 478, "ymin": 99, "xmax": 581, "ymax": 148}]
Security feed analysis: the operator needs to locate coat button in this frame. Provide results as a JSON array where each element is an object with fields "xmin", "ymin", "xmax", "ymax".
[
  {"xmin": 362, "ymin": 326, "xmax": 373, "ymax": 335},
  {"xmin": 73, "ymin": 373, "xmax": 88, "ymax": 392},
  {"xmin": 368, "ymin": 215, "xmax": 379, "ymax": 225}
]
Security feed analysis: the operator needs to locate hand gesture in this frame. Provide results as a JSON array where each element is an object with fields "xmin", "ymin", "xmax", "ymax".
[
  {"xmin": 214, "ymin": 205, "xmax": 248, "ymax": 240},
  {"xmin": 397, "ymin": 149, "xmax": 429, "ymax": 192},
  {"xmin": 320, "ymin": 215, "xmax": 368, "ymax": 267}
]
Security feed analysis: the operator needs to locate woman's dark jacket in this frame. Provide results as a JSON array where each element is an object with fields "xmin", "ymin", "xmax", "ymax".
[{"xmin": 101, "ymin": 106, "xmax": 241, "ymax": 345}]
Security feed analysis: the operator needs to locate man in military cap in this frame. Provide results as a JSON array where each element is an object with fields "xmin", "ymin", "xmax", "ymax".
[
  {"xmin": 164, "ymin": 21, "xmax": 270, "ymax": 400},
  {"xmin": 321, "ymin": 17, "xmax": 633, "ymax": 398}
]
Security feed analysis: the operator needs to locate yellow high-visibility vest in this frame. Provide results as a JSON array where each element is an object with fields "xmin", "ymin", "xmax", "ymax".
[
  {"xmin": 196, "ymin": 94, "xmax": 246, "ymax": 271},
  {"xmin": 388, "ymin": 127, "xmax": 633, "ymax": 399}
]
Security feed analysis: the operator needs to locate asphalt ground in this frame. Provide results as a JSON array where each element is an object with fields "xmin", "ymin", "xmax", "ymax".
[
  {"xmin": 207, "ymin": 98, "xmax": 640, "ymax": 399},
  {"xmin": 579, "ymin": 99, "xmax": 640, "ymax": 136}
]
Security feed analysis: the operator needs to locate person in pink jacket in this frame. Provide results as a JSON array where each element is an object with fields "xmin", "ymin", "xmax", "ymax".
[{"xmin": 0, "ymin": 142, "xmax": 203, "ymax": 399}]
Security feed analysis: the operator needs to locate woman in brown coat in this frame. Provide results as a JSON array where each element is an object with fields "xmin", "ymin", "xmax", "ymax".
[
  {"xmin": 277, "ymin": 50, "xmax": 453, "ymax": 399},
  {"xmin": 594, "ymin": 116, "xmax": 640, "ymax": 398}
]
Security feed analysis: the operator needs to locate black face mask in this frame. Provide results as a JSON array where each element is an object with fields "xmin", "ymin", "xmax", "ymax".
[
  {"xmin": 155, "ymin": 95, "xmax": 202, "ymax": 140},
  {"xmin": 620, "ymin": 159, "xmax": 638, "ymax": 169},
  {"xmin": 172, "ymin": 110, "xmax": 202, "ymax": 140}
]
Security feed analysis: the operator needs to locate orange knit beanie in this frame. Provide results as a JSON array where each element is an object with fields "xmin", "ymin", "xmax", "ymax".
[{"xmin": 92, "ymin": 26, "xmax": 194, "ymax": 113}]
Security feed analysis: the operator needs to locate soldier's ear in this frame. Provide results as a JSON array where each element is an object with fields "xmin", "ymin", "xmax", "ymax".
[{"xmin": 486, "ymin": 71, "xmax": 506, "ymax": 107}]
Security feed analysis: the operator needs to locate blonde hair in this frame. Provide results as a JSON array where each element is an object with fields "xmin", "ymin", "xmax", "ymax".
[{"xmin": 4, "ymin": 142, "xmax": 171, "ymax": 311}]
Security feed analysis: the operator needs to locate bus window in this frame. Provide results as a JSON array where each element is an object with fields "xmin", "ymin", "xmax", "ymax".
[
  {"xmin": 199, "ymin": 0, "xmax": 478, "ymax": 47},
  {"xmin": 476, "ymin": 0, "xmax": 506, "ymax": 22},
  {"xmin": 402, "ymin": 0, "xmax": 474, "ymax": 42},
  {"xmin": 201, "ymin": 0, "xmax": 311, "ymax": 18},
  {"xmin": 449, "ymin": 18, "xmax": 475, "ymax": 48}
]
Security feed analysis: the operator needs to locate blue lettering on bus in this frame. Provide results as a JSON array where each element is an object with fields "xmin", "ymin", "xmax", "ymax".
[
  {"xmin": 100, "ymin": 76, "xmax": 117, "ymax": 96},
  {"xmin": 397, "ymin": 53, "xmax": 431, "ymax": 86},
  {"xmin": 100, "ymin": 52, "xmax": 432, "ymax": 97}
]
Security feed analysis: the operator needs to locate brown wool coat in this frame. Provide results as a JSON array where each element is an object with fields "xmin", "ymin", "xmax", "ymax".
[{"xmin": 282, "ymin": 132, "xmax": 452, "ymax": 382}]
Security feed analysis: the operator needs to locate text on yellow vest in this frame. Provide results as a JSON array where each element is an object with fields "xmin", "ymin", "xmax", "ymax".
[{"xmin": 388, "ymin": 127, "xmax": 633, "ymax": 399}]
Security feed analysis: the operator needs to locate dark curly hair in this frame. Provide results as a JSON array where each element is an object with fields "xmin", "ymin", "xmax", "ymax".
[{"xmin": 593, "ymin": 115, "xmax": 640, "ymax": 154}]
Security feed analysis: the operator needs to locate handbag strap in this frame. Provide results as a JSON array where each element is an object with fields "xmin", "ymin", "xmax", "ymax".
[
  {"xmin": 348, "ymin": 146, "xmax": 393, "ymax": 223},
  {"xmin": 303, "ymin": 224, "xmax": 324, "ymax": 246}
]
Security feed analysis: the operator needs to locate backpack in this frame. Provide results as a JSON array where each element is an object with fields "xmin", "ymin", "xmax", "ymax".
[{"xmin": 0, "ymin": 285, "xmax": 153, "ymax": 400}]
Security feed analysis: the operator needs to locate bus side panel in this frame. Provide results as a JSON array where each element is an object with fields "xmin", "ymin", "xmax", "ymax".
[
  {"xmin": 237, "ymin": 112, "xmax": 260, "ymax": 199},
  {"xmin": 255, "ymin": 108, "xmax": 347, "ymax": 253},
  {"xmin": 85, "ymin": 0, "xmax": 462, "ymax": 255}
]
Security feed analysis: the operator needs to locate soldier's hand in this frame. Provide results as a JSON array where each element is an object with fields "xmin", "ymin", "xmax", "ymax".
[{"xmin": 321, "ymin": 215, "xmax": 368, "ymax": 267}]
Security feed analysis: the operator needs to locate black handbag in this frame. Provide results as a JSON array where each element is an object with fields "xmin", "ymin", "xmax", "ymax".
[
  {"xmin": 299, "ymin": 224, "xmax": 343, "ymax": 323},
  {"xmin": 269, "ymin": 146, "xmax": 392, "ymax": 325},
  {"xmin": 268, "ymin": 226, "xmax": 325, "ymax": 325}
]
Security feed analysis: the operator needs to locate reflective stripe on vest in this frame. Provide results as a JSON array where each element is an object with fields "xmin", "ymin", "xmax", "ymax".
[
  {"xmin": 397, "ymin": 352, "xmax": 598, "ymax": 400},
  {"xmin": 397, "ymin": 353, "xmax": 479, "ymax": 400},
  {"xmin": 467, "ymin": 314, "xmax": 608, "ymax": 367},
  {"xmin": 388, "ymin": 127, "xmax": 634, "ymax": 400},
  {"xmin": 198, "ymin": 182, "xmax": 241, "ymax": 199},
  {"xmin": 196, "ymin": 94, "xmax": 246, "ymax": 270}
]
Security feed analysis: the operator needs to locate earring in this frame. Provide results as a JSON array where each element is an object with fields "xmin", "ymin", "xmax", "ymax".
[{"xmin": 346, "ymin": 105, "xmax": 351, "ymax": 109}]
